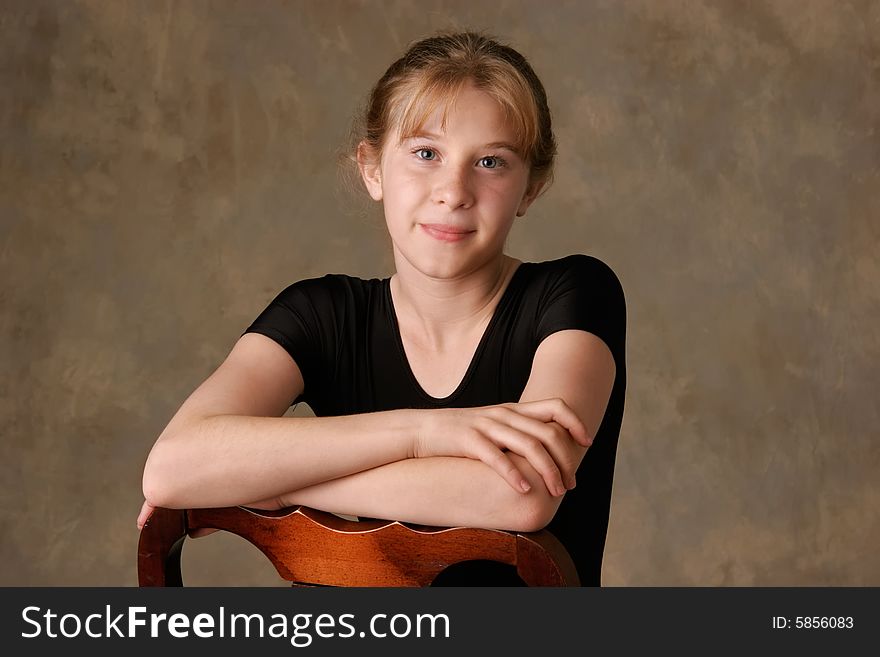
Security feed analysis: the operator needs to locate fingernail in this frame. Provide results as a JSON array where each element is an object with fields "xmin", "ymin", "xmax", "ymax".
[{"xmin": 520, "ymin": 480, "xmax": 531, "ymax": 492}]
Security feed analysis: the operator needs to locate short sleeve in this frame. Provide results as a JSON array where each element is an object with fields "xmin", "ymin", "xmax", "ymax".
[
  {"xmin": 241, "ymin": 276, "xmax": 338, "ymax": 404},
  {"xmin": 534, "ymin": 255, "xmax": 626, "ymax": 369}
]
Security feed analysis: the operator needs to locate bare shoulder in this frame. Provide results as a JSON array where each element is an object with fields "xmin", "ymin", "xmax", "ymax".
[{"xmin": 157, "ymin": 333, "xmax": 305, "ymax": 440}]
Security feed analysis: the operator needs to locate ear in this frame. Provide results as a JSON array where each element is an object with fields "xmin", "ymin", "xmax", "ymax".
[
  {"xmin": 516, "ymin": 179, "xmax": 545, "ymax": 217},
  {"xmin": 357, "ymin": 141, "xmax": 383, "ymax": 201}
]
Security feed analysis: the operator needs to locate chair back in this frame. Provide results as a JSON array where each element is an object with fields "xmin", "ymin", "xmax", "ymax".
[{"xmin": 138, "ymin": 505, "xmax": 580, "ymax": 587}]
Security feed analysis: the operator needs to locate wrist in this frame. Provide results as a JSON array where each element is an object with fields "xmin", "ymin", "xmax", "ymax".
[{"xmin": 409, "ymin": 407, "xmax": 440, "ymax": 460}]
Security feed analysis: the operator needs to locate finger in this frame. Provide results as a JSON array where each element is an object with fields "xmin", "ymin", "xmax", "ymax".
[
  {"xmin": 489, "ymin": 406, "xmax": 581, "ymax": 457},
  {"xmin": 532, "ymin": 398, "xmax": 592, "ymax": 447},
  {"xmin": 508, "ymin": 399, "xmax": 592, "ymax": 447},
  {"xmin": 467, "ymin": 437, "xmax": 534, "ymax": 494},
  {"xmin": 485, "ymin": 407, "xmax": 578, "ymax": 486},
  {"xmin": 537, "ymin": 422, "xmax": 581, "ymax": 490},
  {"xmin": 546, "ymin": 420, "xmax": 586, "ymax": 485},
  {"xmin": 136, "ymin": 501, "xmax": 155, "ymax": 530},
  {"xmin": 480, "ymin": 419, "xmax": 567, "ymax": 497}
]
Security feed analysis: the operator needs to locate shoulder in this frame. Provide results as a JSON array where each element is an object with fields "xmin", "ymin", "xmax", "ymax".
[
  {"xmin": 269, "ymin": 272, "xmax": 377, "ymax": 310},
  {"xmin": 527, "ymin": 254, "xmax": 626, "ymax": 312},
  {"xmin": 246, "ymin": 273, "xmax": 380, "ymax": 344},
  {"xmin": 272, "ymin": 272, "xmax": 354, "ymax": 299},
  {"xmin": 537, "ymin": 254, "xmax": 623, "ymax": 292},
  {"xmin": 526, "ymin": 253, "xmax": 626, "ymax": 361},
  {"xmin": 243, "ymin": 272, "xmax": 380, "ymax": 389}
]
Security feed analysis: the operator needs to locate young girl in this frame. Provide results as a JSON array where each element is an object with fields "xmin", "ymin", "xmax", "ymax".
[{"xmin": 139, "ymin": 31, "xmax": 626, "ymax": 586}]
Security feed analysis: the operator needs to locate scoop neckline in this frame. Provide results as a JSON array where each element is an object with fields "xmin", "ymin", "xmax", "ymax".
[{"xmin": 384, "ymin": 262, "xmax": 528, "ymax": 404}]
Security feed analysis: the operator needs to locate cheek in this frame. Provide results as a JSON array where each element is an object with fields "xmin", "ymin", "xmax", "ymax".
[
  {"xmin": 386, "ymin": 172, "xmax": 426, "ymax": 205},
  {"xmin": 382, "ymin": 164, "xmax": 418, "ymax": 195},
  {"xmin": 381, "ymin": 187, "xmax": 419, "ymax": 230},
  {"xmin": 484, "ymin": 180, "xmax": 525, "ymax": 212},
  {"xmin": 384, "ymin": 184, "xmax": 418, "ymax": 212}
]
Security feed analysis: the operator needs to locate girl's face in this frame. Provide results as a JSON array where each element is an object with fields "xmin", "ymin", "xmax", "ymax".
[{"xmin": 360, "ymin": 84, "xmax": 542, "ymax": 280}]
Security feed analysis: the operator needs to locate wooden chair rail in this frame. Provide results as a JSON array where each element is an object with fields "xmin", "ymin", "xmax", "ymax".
[{"xmin": 138, "ymin": 505, "xmax": 580, "ymax": 587}]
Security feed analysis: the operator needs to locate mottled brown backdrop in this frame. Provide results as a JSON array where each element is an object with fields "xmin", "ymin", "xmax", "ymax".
[{"xmin": 1, "ymin": 0, "xmax": 877, "ymax": 585}]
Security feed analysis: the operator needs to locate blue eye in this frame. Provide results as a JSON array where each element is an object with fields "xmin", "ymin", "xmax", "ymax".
[
  {"xmin": 480, "ymin": 156, "xmax": 500, "ymax": 169},
  {"xmin": 415, "ymin": 148, "xmax": 436, "ymax": 160}
]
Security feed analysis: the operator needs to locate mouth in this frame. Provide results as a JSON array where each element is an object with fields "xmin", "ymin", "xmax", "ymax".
[{"xmin": 419, "ymin": 223, "xmax": 476, "ymax": 243}]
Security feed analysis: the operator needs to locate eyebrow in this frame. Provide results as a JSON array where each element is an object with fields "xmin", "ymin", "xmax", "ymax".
[{"xmin": 406, "ymin": 131, "xmax": 520, "ymax": 154}]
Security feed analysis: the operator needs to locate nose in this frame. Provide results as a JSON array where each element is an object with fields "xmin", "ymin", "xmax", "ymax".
[{"xmin": 431, "ymin": 164, "xmax": 475, "ymax": 210}]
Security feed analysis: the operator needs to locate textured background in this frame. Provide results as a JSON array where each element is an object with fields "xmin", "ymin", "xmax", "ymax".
[{"xmin": 1, "ymin": 0, "xmax": 877, "ymax": 586}]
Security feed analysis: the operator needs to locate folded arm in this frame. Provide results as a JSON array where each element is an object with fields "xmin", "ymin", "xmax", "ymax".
[
  {"xmin": 277, "ymin": 454, "xmax": 549, "ymax": 532},
  {"xmin": 141, "ymin": 329, "xmax": 614, "ymax": 533},
  {"xmin": 257, "ymin": 330, "xmax": 616, "ymax": 531},
  {"xmin": 142, "ymin": 333, "xmax": 429, "ymax": 509}
]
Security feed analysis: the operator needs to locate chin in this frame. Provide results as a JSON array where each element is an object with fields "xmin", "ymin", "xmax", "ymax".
[
  {"xmin": 416, "ymin": 259, "xmax": 466, "ymax": 280},
  {"xmin": 423, "ymin": 253, "xmax": 505, "ymax": 281},
  {"xmin": 393, "ymin": 238, "xmax": 501, "ymax": 280}
]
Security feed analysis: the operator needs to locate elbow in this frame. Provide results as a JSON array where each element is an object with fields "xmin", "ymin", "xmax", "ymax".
[
  {"xmin": 500, "ymin": 455, "xmax": 563, "ymax": 533},
  {"xmin": 141, "ymin": 442, "xmax": 184, "ymax": 509},
  {"xmin": 515, "ymin": 493, "xmax": 562, "ymax": 534}
]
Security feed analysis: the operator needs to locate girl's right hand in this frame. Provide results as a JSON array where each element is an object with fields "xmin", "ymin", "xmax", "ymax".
[
  {"xmin": 136, "ymin": 499, "xmax": 156, "ymax": 531},
  {"xmin": 414, "ymin": 398, "xmax": 593, "ymax": 498}
]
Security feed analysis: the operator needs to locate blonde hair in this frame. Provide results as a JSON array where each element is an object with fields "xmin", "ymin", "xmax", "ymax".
[{"xmin": 346, "ymin": 31, "xmax": 556, "ymax": 193}]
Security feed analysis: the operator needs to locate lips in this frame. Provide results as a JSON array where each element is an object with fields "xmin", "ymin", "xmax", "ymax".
[{"xmin": 419, "ymin": 223, "xmax": 476, "ymax": 243}]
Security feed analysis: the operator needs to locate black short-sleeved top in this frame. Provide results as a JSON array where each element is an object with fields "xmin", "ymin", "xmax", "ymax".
[{"xmin": 243, "ymin": 254, "xmax": 626, "ymax": 586}]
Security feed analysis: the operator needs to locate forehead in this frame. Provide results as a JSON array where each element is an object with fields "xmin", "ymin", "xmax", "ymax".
[
  {"xmin": 391, "ymin": 81, "xmax": 526, "ymax": 153},
  {"xmin": 408, "ymin": 89, "xmax": 513, "ymax": 139}
]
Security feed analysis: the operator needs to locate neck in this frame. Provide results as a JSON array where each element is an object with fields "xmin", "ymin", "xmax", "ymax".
[{"xmin": 389, "ymin": 252, "xmax": 520, "ymax": 352}]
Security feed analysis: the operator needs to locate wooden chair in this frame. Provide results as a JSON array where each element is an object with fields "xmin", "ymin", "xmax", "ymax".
[{"xmin": 138, "ymin": 505, "xmax": 580, "ymax": 587}]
